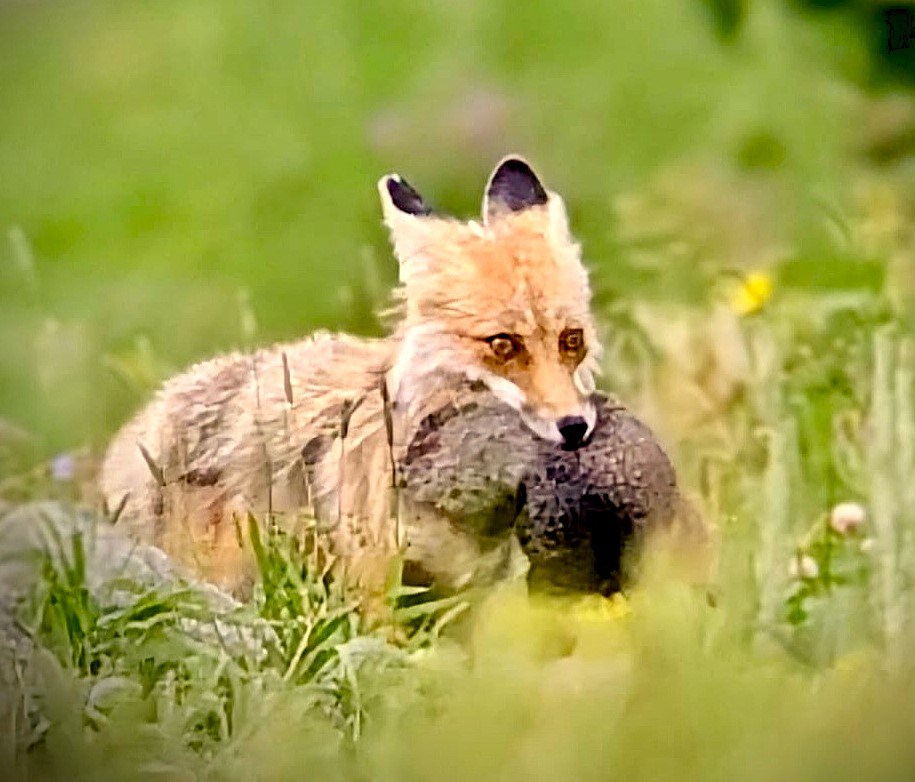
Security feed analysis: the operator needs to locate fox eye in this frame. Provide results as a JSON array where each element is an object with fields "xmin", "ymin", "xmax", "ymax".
[
  {"xmin": 486, "ymin": 333, "xmax": 524, "ymax": 361},
  {"xmin": 559, "ymin": 328, "xmax": 585, "ymax": 358}
]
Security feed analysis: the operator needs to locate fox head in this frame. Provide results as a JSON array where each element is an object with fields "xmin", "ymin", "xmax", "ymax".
[{"xmin": 379, "ymin": 156, "xmax": 601, "ymax": 449}]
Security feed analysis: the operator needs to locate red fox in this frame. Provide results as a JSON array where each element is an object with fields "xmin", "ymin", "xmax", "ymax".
[{"xmin": 100, "ymin": 157, "xmax": 603, "ymax": 597}]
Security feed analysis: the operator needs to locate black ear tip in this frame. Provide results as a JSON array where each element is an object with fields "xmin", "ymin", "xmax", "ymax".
[
  {"xmin": 487, "ymin": 156, "xmax": 548, "ymax": 213},
  {"xmin": 494, "ymin": 156, "xmax": 537, "ymax": 178},
  {"xmin": 385, "ymin": 175, "xmax": 432, "ymax": 216}
]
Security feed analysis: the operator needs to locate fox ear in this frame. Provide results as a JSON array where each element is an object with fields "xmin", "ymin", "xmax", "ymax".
[
  {"xmin": 378, "ymin": 174, "xmax": 441, "ymax": 273},
  {"xmin": 483, "ymin": 156, "xmax": 548, "ymax": 223},
  {"xmin": 380, "ymin": 175, "xmax": 432, "ymax": 218}
]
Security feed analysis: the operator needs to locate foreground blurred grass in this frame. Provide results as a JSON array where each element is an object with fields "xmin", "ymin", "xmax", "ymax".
[{"xmin": 3, "ymin": 0, "xmax": 915, "ymax": 780}]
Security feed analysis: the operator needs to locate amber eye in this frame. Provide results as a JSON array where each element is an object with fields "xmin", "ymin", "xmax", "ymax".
[
  {"xmin": 559, "ymin": 328, "xmax": 585, "ymax": 357},
  {"xmin": 486, "ymin": 333, "xmax": 524, "ymax": 361}
]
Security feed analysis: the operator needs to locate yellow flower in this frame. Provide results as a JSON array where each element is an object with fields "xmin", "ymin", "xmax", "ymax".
[
  {"xmin": 730, "ymin": 271, "xmax": 773, "ymax": 316},
  {"xmin": 569, "ymin": 594, "xmax": 632, "ymax": 623}
]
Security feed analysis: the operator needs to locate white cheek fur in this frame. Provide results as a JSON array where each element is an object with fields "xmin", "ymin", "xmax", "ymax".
[
  {"xmin": 520, "ymin": 411, "xmax": 564, "ymax": 444},
  {"xmin": 582, "ymin": 399, "xmax": 598, "ymax": 438},
  {"xmin": 478, "ymin": 372, "xmax": 527, "ymax": 411},
  {"xmin": 573, "ymin": 364, "xmax": 596, "ymax": 395}
]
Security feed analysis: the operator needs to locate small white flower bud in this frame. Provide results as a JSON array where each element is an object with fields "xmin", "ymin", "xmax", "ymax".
[
  {"xmin": 830, "ymin": 502, "xmax": 866, "ymax": 535},
  {"xmin": 789, "ymin": 553, "xmax": 819, "ymax": 580}
]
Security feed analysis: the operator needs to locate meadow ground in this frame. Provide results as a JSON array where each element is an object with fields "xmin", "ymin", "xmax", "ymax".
[{"xmin": 2, "ymin": 1, "xmax": 915, "ymax": 779}]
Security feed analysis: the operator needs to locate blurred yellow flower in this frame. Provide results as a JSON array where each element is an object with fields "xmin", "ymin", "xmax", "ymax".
[
  {"xmin": 833, "ymin": 651, "xmax": 872, "ymax": 677},
  {"xmin": 569, "ymin": 593, "xmax": 632, "ymax": 623},
  {"xmin": 730, "ymin": 271, "xmax": 773, "ymax": 316}
]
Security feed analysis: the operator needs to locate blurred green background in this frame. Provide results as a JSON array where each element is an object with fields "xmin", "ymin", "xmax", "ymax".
[{"xmin": 0, "ymin": 0, "xmax": 913, "ymax": 457}]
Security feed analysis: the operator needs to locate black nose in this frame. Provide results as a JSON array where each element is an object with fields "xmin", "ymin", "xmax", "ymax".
[{"xmin": 557, "ymin": 416, "xmax": 588, "ymax": 450}]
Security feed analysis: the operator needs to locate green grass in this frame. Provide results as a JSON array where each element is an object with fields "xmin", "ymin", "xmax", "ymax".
[{"xmin": 2, "ymin": 0, "xmax": 915, "ymax": 780}]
